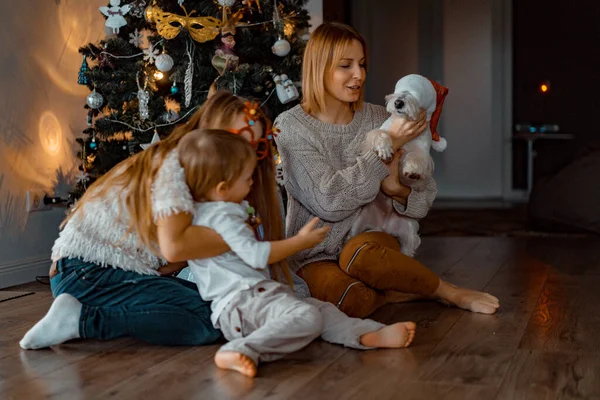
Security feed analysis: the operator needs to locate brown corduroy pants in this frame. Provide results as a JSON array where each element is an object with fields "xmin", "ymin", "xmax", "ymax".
[{"xmin": 298, "ymin": 231, "xmax": 440, "ymax": 318}]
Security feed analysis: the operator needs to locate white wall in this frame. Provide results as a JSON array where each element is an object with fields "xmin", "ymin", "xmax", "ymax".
[
  {"xmin": 352, "ymin": 0, "xmax": 420, "ymax": 104},
  {"xmin": 434, "ymin": 0, "xmax": 503, "ymax": 198},
  {"xmin": 352, "ymin": 0, "xmax": 511, "ymax": 200},
  {"xmin": 0, "ymin": 0, "xmax": 106, "ymax": 288},
  {"xmin": 306, "ymin": 0, "xmax": 323, "ymax": 30}
]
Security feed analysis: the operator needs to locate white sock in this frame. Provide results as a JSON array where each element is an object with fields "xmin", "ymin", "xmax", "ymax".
[{"xmin": 20, "ymin": 294, "xmax": 82, "ymax": 350}]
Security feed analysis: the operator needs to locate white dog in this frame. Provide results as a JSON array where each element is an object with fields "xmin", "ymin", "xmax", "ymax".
[{"xmin": 350, "ymin": 74, "xmax": 448, "ymax": 257}]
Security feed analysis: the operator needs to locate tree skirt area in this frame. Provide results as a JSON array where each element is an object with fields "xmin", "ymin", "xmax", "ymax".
[{"xmin": 419, "ymin": 204, "xmax": 593, "ymax": 237}]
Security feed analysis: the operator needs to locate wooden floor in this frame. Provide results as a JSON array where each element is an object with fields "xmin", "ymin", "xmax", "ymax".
[{"xmin": 2, "ymin": 236, "xmax": 600, "ymax": 400}]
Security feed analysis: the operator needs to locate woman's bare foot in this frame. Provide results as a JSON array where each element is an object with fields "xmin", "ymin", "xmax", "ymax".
[
  {"xmin": 214, "ymin": 351, "xmax": 257, "ymax": 378},
  {"xmin": 435, "ymin": 281, "xmax": 499, "ymax": 314},
  {"xmin": 360, "ymin": 321, "xmax": 416, "ymax": 348}
]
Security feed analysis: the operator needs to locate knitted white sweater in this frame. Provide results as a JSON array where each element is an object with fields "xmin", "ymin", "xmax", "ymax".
[
  {"xmin": 275, "ymin": 103, "xmax": 437, "ymax": 271},
  {"xmin": 51, "ymin": 150, "xmax": 195, "ymax": 275}
]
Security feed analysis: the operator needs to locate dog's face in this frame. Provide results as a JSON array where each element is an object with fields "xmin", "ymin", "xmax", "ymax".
[{"xmin": 385, "ymin": 91, "xmax": 420, "ymax": 120}]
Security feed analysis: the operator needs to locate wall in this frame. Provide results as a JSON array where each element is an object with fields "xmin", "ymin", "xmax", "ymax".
[
  {"xmin": 306, "ymin": 0, "xmax": 323, "ymax": 30},
  {"xmin": 352, "ymin": 0, "xmax": 512, "ymax": 200},
  {"xmin": 0, "ymin": 0, "xmax": 107, "ymax": 288}
]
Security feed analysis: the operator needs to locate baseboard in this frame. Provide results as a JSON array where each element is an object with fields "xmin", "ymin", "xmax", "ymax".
[{"xmin": 0, "ymin": 256, "xmax": 51, "ymax": 289}]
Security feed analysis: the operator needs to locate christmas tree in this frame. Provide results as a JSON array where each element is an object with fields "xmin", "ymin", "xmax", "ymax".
[{"xmin": 72, "ymin": 0, "xmax": 310, "ymax": 200}]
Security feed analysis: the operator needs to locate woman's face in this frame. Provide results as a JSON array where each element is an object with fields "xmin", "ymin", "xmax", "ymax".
[{"xmin": 325, "ymin": 39, "xmax": 366, "ymax": 105}]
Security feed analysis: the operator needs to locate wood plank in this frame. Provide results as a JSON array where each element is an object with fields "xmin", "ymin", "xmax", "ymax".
[
  {"xmin": 1, "ymin": 341, "xmax": 187, "ymax": 400},
  {"xmin": 496, "ymin": 350, "xmax": 600, "ymax": 399},
  {"xmin": 409, "ymin": 239, "xmax": 552, "ymax": 387},
  {"xmin": 1, "ymin": 237, "xmax": 597, "ymax": 399},
  {"xmin": 415, "ymin": 237, "xmax": 482, "ymax": 276},
  {"xmin": 391, "ymin": 382, "xmax": 497, "ymax": 400},
  {"xmin": 286, "ymin": 238, "xmax": 506, "ymax": 399},
  {"xmin": 101, "ymin": 341, "xmax": 348, "ymax": 400},
  {"xmin": 519, "ymin": 274, "xmax": 600, "ymax": 353},
  {"xmin": 0, "ymin": 291, "xmax": 34, "ymax": 302}
]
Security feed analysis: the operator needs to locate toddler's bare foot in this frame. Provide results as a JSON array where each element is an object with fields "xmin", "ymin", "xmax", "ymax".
[
  {"xmin": 214, "ymin": 351, "xmax": 257, "ymax": 378},
  {"xmin": 360, "ymin": 321, "xmax": 416, "ymax": 348},
  {"xmin": 437, "ymin": 281, "xmax": 499, "ymax": 314}
]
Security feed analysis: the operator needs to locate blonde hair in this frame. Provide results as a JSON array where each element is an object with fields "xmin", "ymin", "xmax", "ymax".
[
  {"xmin": 63, "ymin": 91, "xmax": 292, "ymax": 285},
  {"xmin": 301, "ymin": 22, "xmax": 368, "ymax": 115}
]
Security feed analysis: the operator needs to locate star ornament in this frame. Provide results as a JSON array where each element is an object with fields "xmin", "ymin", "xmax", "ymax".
[{"xmin": 140, "ymin": 131, "xmax": 161, "ymax": 150}]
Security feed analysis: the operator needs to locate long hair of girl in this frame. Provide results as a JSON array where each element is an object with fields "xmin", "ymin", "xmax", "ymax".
[{"xmin": 62, "ymin": 91, "xmax": 292, "ymax": 286}]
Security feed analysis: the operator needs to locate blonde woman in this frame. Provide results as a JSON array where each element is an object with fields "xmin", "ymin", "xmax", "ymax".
[
  {"xmin": 20, "ymin": 92, "xmax": 292, "ymax": 349},
  {"xmin": 275, "ymin": 22, "xmax": 500, "ymax": 318}
]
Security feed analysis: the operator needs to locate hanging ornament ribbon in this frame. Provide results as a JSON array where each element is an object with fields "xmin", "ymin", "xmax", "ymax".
[
  {"xmin": 145, "ymin": 5, "xmax": 222, "ymax": 43},
  {"xmin": 184, "ymin": 41, "xmax": 194, "ymax": 107},
  {"xmin": 136, "ymin": 71, "xmax": 151, "ymax": 121},
  {"xmin": 272, "ymin": 0, "xmax": 283, "ymax": 33}
]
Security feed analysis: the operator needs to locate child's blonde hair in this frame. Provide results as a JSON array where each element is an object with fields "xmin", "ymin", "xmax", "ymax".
[
  {"xmin": 63, "ymin": 91, "xmax": 292, "ymax": 285},
  {"xmin": 178, "ymin": 128, "xmax": 256, "ymax": 202},
  {"xmin": 301, "ymin": 22, "xmax": 368, "ymax": 115}
]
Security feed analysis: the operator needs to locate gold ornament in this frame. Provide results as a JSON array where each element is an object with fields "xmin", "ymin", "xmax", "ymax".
[
  {"xmin": 242, "ymin": 0, "xmax": 262, "ymax": 13},
  {"xmin": 211, "ymin": 49, "xmax": 239, "ymax": 75},
  {"xmin": 146, "ymin": 5, "xmax": 222, "ymax": 43},
  {"xmin": 220, "ymin": 6, "xmax": 248, "ymax": 36}
]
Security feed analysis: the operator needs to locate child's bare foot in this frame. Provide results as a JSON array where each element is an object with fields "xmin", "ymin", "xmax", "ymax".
[
  {"xmin": 214, "ymin": 351, "xmax": 257, "ymax": 378},
  {"xmin": 436, "ymin": 281, "xmax": 499, "ymax": 314},
  {"xmin": 360, "ymin": 321, "xmax": 416, "ymax": 348}
]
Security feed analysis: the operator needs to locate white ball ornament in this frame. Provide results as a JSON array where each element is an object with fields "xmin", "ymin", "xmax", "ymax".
[
  {"xmin": 86, "ymin": 89, "xmax": 104, "ymax": 109},
  {"xmin": 155, "ymin": 53, "xmax": 174, "ymax": 72},
  {"xmin": 217, "ymin": 0, "xmax": 236, "ymax": 6},
  {"xmin": 272, "ymin": 38, "xmax": 291, "ymax": 57}
]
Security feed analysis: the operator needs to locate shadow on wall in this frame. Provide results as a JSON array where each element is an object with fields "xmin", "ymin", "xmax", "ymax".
[{"xmin": 0, "ymin": 0, "xmax": 105, "ymax": 238}]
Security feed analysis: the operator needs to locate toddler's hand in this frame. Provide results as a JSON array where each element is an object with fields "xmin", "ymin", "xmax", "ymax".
[{"xmin": 297, "ymin": 217, "xmax": 331, "ymax": 249}]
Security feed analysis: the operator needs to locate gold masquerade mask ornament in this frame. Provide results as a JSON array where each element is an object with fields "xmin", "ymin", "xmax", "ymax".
[{"xmin": 146, "ymin": 5, "xmax": 222, "ymax": 43}]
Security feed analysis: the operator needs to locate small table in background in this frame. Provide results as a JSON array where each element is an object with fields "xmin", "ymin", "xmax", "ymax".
[{"xmin": 512, "ymin": 133, "xmax": 575, "ymax": 195}]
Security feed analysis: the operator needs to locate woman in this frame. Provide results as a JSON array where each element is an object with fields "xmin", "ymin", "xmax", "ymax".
[
  {"xmin": 275, "ymin": 22, "xmax": 500, "ymax": 318},
  {"xmin": 20, "ymin": 91, "xmax": 292, "ymax": 349}
]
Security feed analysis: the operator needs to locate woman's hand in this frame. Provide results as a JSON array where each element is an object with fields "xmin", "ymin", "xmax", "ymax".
[
  {"xmin": 381, "ymin": 150, "xmax": 411, "ymax": 204},
  {"xmin": 297, "ymin": 217, "xmax": 331, "ymax": 249},
  {"xmin": 388, "ymin": 109, "xmax": 428, "ymax": 151}
]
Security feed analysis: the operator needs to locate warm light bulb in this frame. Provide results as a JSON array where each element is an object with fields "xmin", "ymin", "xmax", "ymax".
[
  {"xmin": 154, "ymin": 71, "xmax": 164, "ymax": 80},
  {"xmin": 540, "ymin": 84, "xmax": 548, "ymax": 92}
]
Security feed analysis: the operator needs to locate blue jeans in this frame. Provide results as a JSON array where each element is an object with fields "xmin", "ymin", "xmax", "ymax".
[{"xmin": 51, "ymin": 258, "xmax": 221, "ymax": 346}]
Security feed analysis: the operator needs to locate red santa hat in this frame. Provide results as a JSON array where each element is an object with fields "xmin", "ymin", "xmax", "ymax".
[{"xmin": 427, "ymin": 79, "xmax": 449, "ymax": 142}]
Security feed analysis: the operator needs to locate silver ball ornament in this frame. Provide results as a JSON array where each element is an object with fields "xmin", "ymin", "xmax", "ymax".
[
  {"xmin": 272, "ymin": 38, "xmax": 291, "ymax": 57},
  {"xmin": 155, "ymin": 54, "xmax": 174, "ymax": 72},
  {"xmin": 86, "ymin": 90, "xmax": 104, "ymax": 109},
  {"xmin": 217, "ymin": 0, "xmax": 236, "ymax": 6}
]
